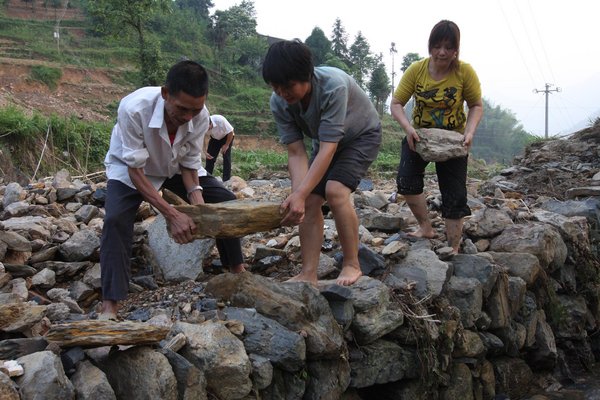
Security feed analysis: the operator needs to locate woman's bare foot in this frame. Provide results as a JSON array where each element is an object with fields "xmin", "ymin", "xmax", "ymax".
[
  {"xmin": 229, "ymin": 264, "xmax": 247, "ymax": 273},
  {"xmin": 286, "ymin": 272, "xmax": 318, "ymax": 286},
  {"xmin": 336, "ymin": 265, "xmax": 362, "ymax": 286},
  {"xmin": 407, "ymin": 227, "xmax": 437, "ymax": 239}
]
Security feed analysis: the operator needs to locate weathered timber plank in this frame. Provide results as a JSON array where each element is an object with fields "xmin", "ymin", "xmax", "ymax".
[
  {"xmin": 162, "ymin": 188, "xmax": 284, "ymax": 238},
  {"xmin": 45, "ymin": 320, "xmax": 170, "ymax": 347}
]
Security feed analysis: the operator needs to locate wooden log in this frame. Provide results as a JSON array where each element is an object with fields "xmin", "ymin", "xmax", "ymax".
[
  {"xmin": 45, "ymin": 320, "xmax": 170, "ymax": 347},
  {"xmin": 163, "ymin": 189, "xmax": 284, "ymax": 238},
  {"xmin": 162, "ymin": 188, "xmax": 188, "ymax": 206}
]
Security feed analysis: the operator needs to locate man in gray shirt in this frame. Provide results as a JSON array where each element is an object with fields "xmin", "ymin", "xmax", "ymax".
[{"xmin": 263, "ymin": 39, "xmax": 381, "ymax": 286}]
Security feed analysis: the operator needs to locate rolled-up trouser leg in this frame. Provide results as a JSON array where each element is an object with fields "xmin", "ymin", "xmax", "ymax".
[
  {"xmin": 100, "ymin": 180, "xmax": 143, "ymax": 301},
  {"xmin": 435, "ymin": 155, "xmax": 471, "ymax": 219}
]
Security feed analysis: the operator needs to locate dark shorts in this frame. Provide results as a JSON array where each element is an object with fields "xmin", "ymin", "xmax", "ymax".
[
  {"xmin": 311, "ymin": 124, "xmax": 382, "ymax": 197},
  {"xmin": 396, "ymin": 137, "xmax": 471, "ymax": 219}
]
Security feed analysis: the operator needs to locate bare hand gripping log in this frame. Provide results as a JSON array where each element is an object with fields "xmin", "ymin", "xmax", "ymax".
[{"xmin": 162, "ymin": 189, "xmax": 284, "ymax": 239}]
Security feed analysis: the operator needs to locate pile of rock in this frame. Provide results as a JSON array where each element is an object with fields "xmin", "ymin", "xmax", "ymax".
[{"xmin": 1, "ymin": 126, "xmax": 600, "ymax": 399}]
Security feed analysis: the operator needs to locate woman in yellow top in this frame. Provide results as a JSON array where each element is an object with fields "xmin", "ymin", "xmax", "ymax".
[{"xmin": 391, "ymin": 20, "xmax": 483, "ymax": 254}]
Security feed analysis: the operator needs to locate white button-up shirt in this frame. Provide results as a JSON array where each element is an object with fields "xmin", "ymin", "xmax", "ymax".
[
  {"xmin": 104, "ymin": 87, "xmax": 208, "ymax": 190},
  {"xmin": 208, "ymin": 114, "xmax": 234, "ymax": 140}
]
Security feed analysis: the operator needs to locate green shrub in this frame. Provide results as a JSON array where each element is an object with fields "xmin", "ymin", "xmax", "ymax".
[
  {"xmin": 230, "ymin": 87, "xmax": 271, "ymax": 112},
  {"xmin": 0, "ymin": 106, "xmax": 46, "ymax": 140},
  {"xmin": 30, "ymin": 65, "xmax": 63, "ymax": 90},
  {"xmin": 233, "ymin": 150, "xmax": 287, "ymax": 179},
  {"xmin": 0, "ymin": 106, "xmax": 111, "ymax": 177}
]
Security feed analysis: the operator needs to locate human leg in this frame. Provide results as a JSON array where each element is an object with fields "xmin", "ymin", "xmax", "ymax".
[
  {"xmin": 396, "ymin": 137, "xmax": 435, "ymax": 237},
  {"xmin": 222, "ymin": 137, "xmax": 233, "ymax": 181},
  {"xmin": 436, "ymin": 156, "xmax": 471, "ymax": 252},
  {"xmin": 100, "ymin": 180, "xmax": 143, "ymax": 316},
  {"xmin": 403, "ymin": 193, "xmax": 436, "ymax": 238},
  {"xmin": 445, "ymin": 218, "xmax": 464, "ymax": 253},
  {"xmin": 205, "ymin": 137, "xmax": 222, "ymax": 175},
  {"xmin": 288, "ymin": 193, "xmax": 325, "ymax": 284},
  {"xmin": 316, "ymin": 125, "xmax": 380, "ymax": 285},
  {"xmin": 325, "ymin": 181, "xmax": 362, "ymax": 285}
]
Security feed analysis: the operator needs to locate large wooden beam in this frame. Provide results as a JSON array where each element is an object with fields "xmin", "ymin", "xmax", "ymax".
[
  {"xmin": 163, "ymin": 189, "xmax": 284, "ymax": 238},
  {"xmin": 45, "ymin": 320, "xmax": 170, "ymax": 347}
]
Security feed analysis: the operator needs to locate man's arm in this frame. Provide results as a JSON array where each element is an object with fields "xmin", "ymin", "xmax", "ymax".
[
  {"xmin": 280, "ymin": 140, "xmax": 337, "ymax": 225},
  {"xmin": 203, "ymin": 133, "xmax": 213, "ymax": 160},
  {"xmin": 128, "ymin": 167, "xmax": 196, "ymax": 244},
  {"xmin": 180, "ymin": 166, "xmax": 204, "ymax": 206},
  {"xmin": 221, "ymin": 130, "xmax": 235, "ymax": 154}
]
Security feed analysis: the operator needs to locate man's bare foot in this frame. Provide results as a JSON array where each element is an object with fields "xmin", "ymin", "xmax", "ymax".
[
  {"xmin": 229, "ymin": 263, "xmax": 247, "ymax": 273},
  {"xmin": 407, "ymin": 227, "xmax": 437, "ymax": 239},
  {"xmin": 286, "ymin": 273, "xmax": 318, "ymax": 286},
  {"xmin": 99, "ymin": 299, "xmax": 118, "ymax": 320},
  {"xmin": 336, "ymin": 265, "xmax": 362, "ymax": 286}
]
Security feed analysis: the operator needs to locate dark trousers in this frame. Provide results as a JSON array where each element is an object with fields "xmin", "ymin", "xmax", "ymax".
[
  {"xmin": 100, "ymin": 175, "xmax": 244, "ymax": 301},
  {"xmin": 396, "ymin": 137, "xmax": 471, "ymax": 220},
  {"xmin": 205, "ymin": 136, "xmax": 233, "ymax": 181}
]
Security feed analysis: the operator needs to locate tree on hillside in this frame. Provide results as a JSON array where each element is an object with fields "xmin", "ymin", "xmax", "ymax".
[
  {"xmin": 323, "ymin": 54, "xmax": 350, "ymax": 73},
  {"xmin": 471, "ymin": 99, "xmax": 537, "ymax": 163},
  {"xmin": 368, "ymin": 56, "xmax": 390, "ymax": 115},
  {"xmin": 330, "ymin": 18, "xmax": 349, "ymax": 64},
  {"xmin": 401, "ymin": 52, "xmax": 422, "ymax": 72},
  {"xmin": 305, "ymin": 27, "xmax": 331, "ymax": 66},
  {"xmin": 234, "ymin": 35, "xmax": 267, "ymax": 69},
  {"xmin": 85, "ymin": 0, "xmax": 172, "ymax": 85},
  {"xmin": 149, "ymin": 5, "xmax": 211, "ymax": 59},
  {"xmin": 210, "ymin": 0, "xmax": 257, "ymax": 51},
  {"xmin": 348, "ymin": 31, "xmax": 374, "ymax": 89},
  {"xmin": 175, "ymin": 0, "xmax": 213, "ymax": 20}
]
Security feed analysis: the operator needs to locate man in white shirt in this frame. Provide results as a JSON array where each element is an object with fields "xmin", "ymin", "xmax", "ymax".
[
  {"xmin": 100, "ymin": 60, "xmax": 246, "ymax": 320},
  {"xmin": 204, "ymin": 114, "xmax": 235, "ymax": 181}
]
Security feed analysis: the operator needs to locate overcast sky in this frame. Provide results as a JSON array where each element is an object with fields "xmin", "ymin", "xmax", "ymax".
[{"xmin": 210, "ymin": 0, "xmax": 599, "ymax": 137}]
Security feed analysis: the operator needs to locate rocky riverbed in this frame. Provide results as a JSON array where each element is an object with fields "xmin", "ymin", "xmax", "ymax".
[{"xmin": 1, "ymin": 124, "xmax": 600, "ymax": 399}]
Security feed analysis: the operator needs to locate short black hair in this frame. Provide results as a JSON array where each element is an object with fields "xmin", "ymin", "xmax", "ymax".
[
  {"xmin": 165, "ymin": 60, "xmax": 209, "ymax": 97},
  {"xmin": 262, "ymin": 39, "xmax": 314, "ymax": 85}
]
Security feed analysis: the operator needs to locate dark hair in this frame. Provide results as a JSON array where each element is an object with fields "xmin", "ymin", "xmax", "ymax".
[
  {"xmin": 262, "ymin": 39, "xmax": 314, "ymax": 85},
  {"xmin": 165, "ymin": 60, "xmax": 209, "ymax": 97},
  {"xmin": 428, "ymin": 20, "xmax": 461, "ymax": 69}
]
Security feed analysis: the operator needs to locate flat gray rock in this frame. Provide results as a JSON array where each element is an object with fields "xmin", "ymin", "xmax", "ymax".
[{"xmin": 415, "ymin": 128, "xmax": 468, "ymax": 162}]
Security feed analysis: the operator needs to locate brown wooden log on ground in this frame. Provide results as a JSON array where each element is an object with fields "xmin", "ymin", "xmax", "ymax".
[
  {"xmin": 45, "ymin": 320, "xmax": 170, "ymax": 347},
  {"xmin": 163, "ymin": 189, "xmax": 284, "ymax": 238}
]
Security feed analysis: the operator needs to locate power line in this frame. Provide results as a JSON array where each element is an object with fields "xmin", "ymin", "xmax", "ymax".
[
  {"xmin": 497, "ymin": 0, "xmax": 537, "ymax": 88},
  {"xmin": 526, "ymin": 0, "xmax": 557, "ymax": 83},
  {"xmin": 514, "ymin": 0, "xmax": 547, "ymax": 83}
]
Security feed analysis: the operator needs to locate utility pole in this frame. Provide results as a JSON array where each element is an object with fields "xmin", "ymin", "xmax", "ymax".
[
  {"xmin": 53, "ymin": 1, "xmax": 69, "ymax": 55},
  {"xmin": 534, "ymin": 83, "xmax": 561, "ymax": 138},
  {"xmin": 390, "ymin": 42, "xmax": 397, "ymax": 94}
]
